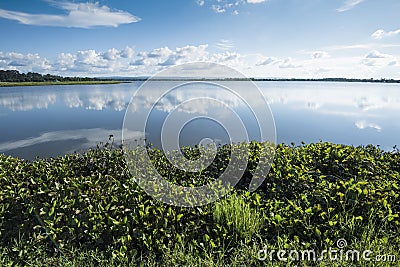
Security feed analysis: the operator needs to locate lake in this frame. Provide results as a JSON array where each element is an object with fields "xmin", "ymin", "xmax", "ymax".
[{"xmin": 0, "ymin": 81, "xmax": 399, "ymax": 160}]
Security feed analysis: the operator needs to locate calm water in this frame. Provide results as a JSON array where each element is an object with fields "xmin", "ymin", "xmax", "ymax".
[{"xmin": 0, "ymin": 81, "xmax": 399, "ymax": 160}]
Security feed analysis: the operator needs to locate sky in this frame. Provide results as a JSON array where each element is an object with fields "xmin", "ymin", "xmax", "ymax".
[{"xmin": 0, "ymin": 0, "xmax": 399, "ymax": 78}]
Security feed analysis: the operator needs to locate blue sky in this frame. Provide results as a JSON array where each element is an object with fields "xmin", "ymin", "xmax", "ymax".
[{"xmin": 0, "ymin": 0, "xmax": 399, "ymax": 78}]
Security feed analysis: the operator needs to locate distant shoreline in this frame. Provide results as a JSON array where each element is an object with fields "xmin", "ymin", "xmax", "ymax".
[
  {"xmin": 2, "ymin": 70, "xmax": 400, "ymax": 87},
  {"xmin": 102, "ymin": 77, "xmax": 400, "ymax": 84},
  {"xmin": 1, "ymin": 78, "xmax": 400, "ymax": 87},
  {"xmin": 0, "ymin": 80, "xmax": 124, "ymax": 87},
  {"xmin": 252, "ymin": 78, "xmax": 400, "ymax": 83}
]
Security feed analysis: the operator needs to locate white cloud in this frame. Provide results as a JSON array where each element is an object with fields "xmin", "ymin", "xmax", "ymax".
[
  {"xmin": 130, "ymin": 45, "xmax": 209, "ymax": 67},
  {"xmin": 371, "ymin": 29, "xmax": 385, "ymax": 40},
  {"xmin": 99, "ymin": 47, "xmax": 135, "ymax": 60},
  {"xmin": 361, "ymin": 58, "xmax": 376, "ymax": 67},
  {"xmin": 177, "ymin": 45, "xmax": 208, "ymax": 58},
  {"xmin": 324, "ymin": 43, "xmax": 372, "ymax": 51},
  {"xmin": 313, "ymin": 68, "xmax": 331, "ymax": 74},
  {"xmin": 257, "ymin": 57, "xmax": 278, "ymax": 65},
  {"xmin": 159, "ymin": 56, "xmax": 181, "ymax": 66},
  {"xmin": 55, "ymin": 53, "xmax": 76, "ymax": 71},
  {"xmin": 0, "ymin": 51, "xmax": 51, "ymax": 72},
  {"xmin": 366, "ymin": 50, "xmax": 390, "ymax": 59},
  {"xmin": 199, "ymin": 0, "xmax": 266, "ymax": 14},
  {"xmin": 52, "ymin": 47, "xmax": 135, "ymax": 75},
  {"xmin": 120, "ymin": 47, "xmax": 135, "ymax": 59},
  {"xmin": 371, "ymin": 29, "xmax": 400, "ymax": 40},
  {"xmin": 216, "ymin": 39, "xmax": 235, "ymax": 50},
  {"xmin": 0, "ymin": 1, "xmax": 140, "ymax": 28},
  {"xmin": 1, "ymin": 43, "xmax": 399, "ymax": 78},
  {"xmin": 311, "ymin": 51, "xmax": 330, "ymax": 59},
  {"xmin": 211, "ymin": 5, "xmax": 226, "ymax": 13},
  {"xmin": 247, "ymin": 0, "xmax": 266, "ymax": 3},
  {"xmin": 150, "ymin": 48, "xmax": 174, "ymax": 58},
  {"xmin": 355, "ymin": 120, "xmax": 381, "ymax": 132},
  {"xmin": 130, "ymin": 58, "xmax": 147, "ymax": 66},
  {"xmin": 279, "ymin": 58, "xmax": 302, "ymax": 69},
  {"xmin": 76, "ymin": 50, "xmax": 108, "ymax": 66},
  {"xmin": 210, "ymin": 51, "xmax": 241, "ymax": 64},
  {"xmin": 102, "ymin": 48, "xmax": 121, "ymax": 61},
  {"xmin": 337, "ymin": 0, "xmax": 364, "ymax": 12},
  {"xmin": 360, "ymin": 50, "xmax": 397, "ymax": 68}
]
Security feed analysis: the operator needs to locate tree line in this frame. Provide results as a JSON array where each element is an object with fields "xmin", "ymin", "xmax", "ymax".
[
  {"xmin": 2, "ymin": 69, "xmax": 399, "ymax": 84},
  {"xmin": 249, "ymin": 77, "xmax": 400, "ymax": 83},
  {"xmin": 0, "ymin": 70, "xmax": 109, "ymax": 82}
]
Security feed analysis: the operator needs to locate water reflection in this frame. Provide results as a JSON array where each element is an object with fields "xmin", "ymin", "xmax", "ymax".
[
  {"xmin": 261, "ymin": 82, "xmax": 400, "ymax": 150},
  {"xmin": 63, "ymin": 90, "xmax": 128, "ymax": 111},
  {"xmin": 123, "ymin": 81, "xmax": 273, "ymax": 149},
  {"xmin": 0, "ymin": 81, "xmax": 399, "ymax": 159},
  {"xmin": 0, "ymin": 93, "xmax": 57, "ymax": 111},
  {"xmin": 0, "ymin": 83, "xmax": 135, "ymax": 112}
]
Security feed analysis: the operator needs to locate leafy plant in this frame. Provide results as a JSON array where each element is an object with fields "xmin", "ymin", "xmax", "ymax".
[{"xmin": 0, "ymin": 141, "xmax": 399, "ymax": 265}]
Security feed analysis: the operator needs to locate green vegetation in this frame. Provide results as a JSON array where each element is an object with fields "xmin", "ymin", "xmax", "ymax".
[
  {"xmin": 213, "ymin": 193, "xmax": 264, "ymax": 243},
  {"xmin": 2, "ymin": 70, "xmax": 400, "ymax": 85},
  {"xmin": 0, "ymin": 70, "xmax": 120, "ymax": 87},
  {"xmin": 0, "ymin": 142, "xmax": 399, "ymax": 266},
  {"xmin": 0, "ymin": 81, "xmax": 122, "ymax": 87}
]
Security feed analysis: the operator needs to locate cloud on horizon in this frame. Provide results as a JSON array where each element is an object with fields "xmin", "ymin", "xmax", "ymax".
[
  {"xmin": 215, "ymin": 39, "xmax": 235, "ymax": 50},
  {"xmin": 371, "ymin": 28, "xmax": 400, "ymax": 40},
  {"xmin": 279, "ymin": 58, "xmax": 302, "ymax": 69},
  {"xmin": 1, "ymin": 43, "xmax": 399, "ymax": 78},
  {"xmin": 0, "ymin": 1, "xmax": 140, "ymax": 28},
  {"xmin": 366, "ymin": 50, "xmax": 390, "ymax": 59}
]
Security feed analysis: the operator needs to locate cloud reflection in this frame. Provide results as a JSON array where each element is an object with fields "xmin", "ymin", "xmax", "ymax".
[
  {"xmin": 0, "ymin": 85, "xmax": 133, "ymax": 112},
  {"xmin": 263, "ymin": 82, "xmax": 400, "ymax": 118},
  {"xmin": 125, "ymin": 81, "xmax": 277, "ymax": 123},
  {"xmin": 0, "ymin": 93, "xmax": 56, "ymax": 111},
  {"xmin": 63, "ymin": 89, "xmax": 131, "ymax": 111},
  {"xmin": 1, "ymin": 82, "xmax": 400, "ymax": 117},
  {"xmin": 0, "ymin": 128, "xmax": 143, "ymax": 153},
  {"xmin": 1, "ymin": 82, "xmax": 399, "ymax": 159},
  {"xmin": 355, "ymin": 120, "xmax": 382, "ymax": 132}
]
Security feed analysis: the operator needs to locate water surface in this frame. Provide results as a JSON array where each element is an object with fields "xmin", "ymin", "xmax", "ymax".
[{"xmin": 0, "ymin": 81, "xmax": 399, "ymax": 160}]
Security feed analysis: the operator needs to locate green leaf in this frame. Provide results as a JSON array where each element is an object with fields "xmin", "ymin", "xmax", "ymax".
[{"xmin": 305, "ymin": 208, "xmax": 313, "ymax": 214}]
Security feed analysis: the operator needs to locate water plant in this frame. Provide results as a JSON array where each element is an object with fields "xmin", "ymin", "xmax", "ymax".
[{"xmin": 0, "ymin": 142, "xmax": 399, "ymax": 266}]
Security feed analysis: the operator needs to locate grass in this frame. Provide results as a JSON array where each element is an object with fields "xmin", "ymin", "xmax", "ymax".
[
  {"xmin": 213, "ymin": 193, "xmax": 264, "ymax": 243},
  {"xmin": 1, "ymin": 228, "xmax": 397, "ymax": 266},
  {"xmin": 0, "ymin": 142, "xmax": 399, "ymax": 266},
  {"xmin": 0, "ymin": 81, "xmax": 124, "ymax": 87}
]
